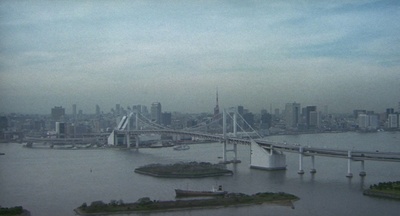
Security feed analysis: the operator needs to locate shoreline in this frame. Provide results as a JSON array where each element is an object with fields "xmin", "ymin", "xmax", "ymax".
[
  {"xmin": 74, "ymin": 200, "xmax": 295, "ymax": 216},
  {"xmin": 134, "ymin": 169, "xmax": 233, "ymax": 178},
  {"xmin": 75, "ymin": 192, "xmax": 299, "ymax": 215},
  {"xmin": 363, "ymin": 189, "xmax": 400, "ymax": 200},
  {"xmin": 134, "ymin": 162, "xmax": 234, "ymax": 178}
]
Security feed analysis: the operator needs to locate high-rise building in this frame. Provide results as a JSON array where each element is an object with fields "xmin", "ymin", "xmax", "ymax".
[
  {"xmin": 0, "ymin": 116, "xmax": 8, "ymax": 131},
  {"xmin": 116, "ymin": 104, "xmax": 121, "ymax": 116},
  {"xmin": 305, "ymin": 106, "xmax": 317, "ymax": 129},
  {"xmin": 386, "ymin": 108, "xmax": 394, "ymax": 119},
  {"xmin": 51, "ymin": 106, "xmax": 65, "ymax": 121},
  {"xmin": 151, "ymin": 102, "xmax": 162, "ymax": 124},
  {"xmin": 162, "ymin": 112, "xmax": 172, "ymax": 126},
  {"xmin": 237, "ymin": 105, "xmax": 244, "ymax": 116},
  {"xmin": 55, "ymin": 122, "xmax": 66, "ymax": 138},
  {"xmin": 353, "ymin": 110, "xmax": 366, "ymax": 119},
  {"xmin": 388, "ymin": 114, "xmax": 399, "ymax": 129},
  {"xmin": 358, "ymin": 114, "xmax": 369, "ymax": 129},
  {"xmin": 243, "ymin": 112, "xmax": 254, "ymax": 130},
  {"xmin": 309, "ymin": 110, "xmax": 319, "ymax": 129},
  {"xmin": 260, "ymin": 111, "xmax": 272, "ymax": 129},
  {"xmin": 285, "ymin": 102, "xmax": 300, "ymax": 128}
]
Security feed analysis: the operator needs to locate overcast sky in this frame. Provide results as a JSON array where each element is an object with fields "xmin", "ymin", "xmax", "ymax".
[{"xmin": 1, "ymin": 0, "xmax": 399, "ymax": 115}]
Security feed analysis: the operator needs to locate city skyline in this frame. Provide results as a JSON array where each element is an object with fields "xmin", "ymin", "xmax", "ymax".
[{"xmin": 0, "ymin": 1, "xmax": 399, "ymax": 114}]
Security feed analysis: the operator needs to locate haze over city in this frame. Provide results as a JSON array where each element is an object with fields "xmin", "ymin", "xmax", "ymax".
[{"xmin": 0, "ymin": 0, "xmax": 399, "ymax": 114}]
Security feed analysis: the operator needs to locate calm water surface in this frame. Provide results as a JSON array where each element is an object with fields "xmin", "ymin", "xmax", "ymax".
[{"xmin": 1, "ymin": 131, "xmax": 400, "ymax": 216}]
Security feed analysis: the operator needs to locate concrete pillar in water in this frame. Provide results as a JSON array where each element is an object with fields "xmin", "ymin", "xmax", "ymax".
[
  {"xmin": 359, "ymin": 160, "xmax": 366, "ymax": 176},
  {"xmin": 346, "ymin": 150, "xmax": 353, "ymax": 178},
  {"xmin": 298, "ymin": 146, "xmax": 304, "ymax": 175},
  {"xmin": 135, "ymin": 136, "xmax": 139, "ymax": 149},
  {"xmin": 310, "ymin": 155, "xmax": 316, "ymax": 174}
]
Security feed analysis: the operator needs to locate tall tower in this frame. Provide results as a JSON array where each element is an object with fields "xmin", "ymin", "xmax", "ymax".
[{"xmin": 213, "ymin": 88, "xmax": 220, "ymax": 119}]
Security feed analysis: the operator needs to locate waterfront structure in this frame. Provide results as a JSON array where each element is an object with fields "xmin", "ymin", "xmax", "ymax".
[
  {"xmin": 284, "ymin": 102, "xmax": 300, "ymax": 129},
  {"xmin": 358, "ymin": 113, "xmax": 379, "ymax": 130},
  {"xmin": 151, "ymin": 102, "xmax": 162, "ymax": 124},
  {"xmin": 388, "ymin": 113, "xmax": 399, "ymax": 129}
]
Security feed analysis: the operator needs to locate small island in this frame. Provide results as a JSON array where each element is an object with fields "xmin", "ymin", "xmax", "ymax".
[
  {"xmin": 0, "ymin": 206, "xmax": 30, "ymax": 216},
  {"xmin": 74, "ymin": 192, "xmax": 299, "ymax": 215},
  {"xmin": 134, "ymin": 161, "xmax": 233, "ymax": 178},
  {"xmin": 363, "ymin": 181, "xmax": 400, "ymax": 200}
]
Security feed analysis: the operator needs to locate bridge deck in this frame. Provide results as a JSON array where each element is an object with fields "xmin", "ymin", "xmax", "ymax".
[{"xmin": 25, "ymin": 129, "xmax": 400, "ymax": 162}]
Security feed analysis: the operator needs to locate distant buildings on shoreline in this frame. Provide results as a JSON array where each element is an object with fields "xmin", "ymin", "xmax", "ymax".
[{"xmin": 1, "ymin": 99, "xmax": 400, "ymax": 142}]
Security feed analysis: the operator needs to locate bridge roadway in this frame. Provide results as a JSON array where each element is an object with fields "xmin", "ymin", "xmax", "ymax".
[{"xmin": 25, "ymin": 129, "xmax": 400, "ymax": 162}]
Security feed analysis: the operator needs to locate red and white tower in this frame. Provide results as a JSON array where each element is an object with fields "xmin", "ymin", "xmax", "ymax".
[{"xmin": 213, "ymin": 88, "xmax": 220, "ymax": 120}]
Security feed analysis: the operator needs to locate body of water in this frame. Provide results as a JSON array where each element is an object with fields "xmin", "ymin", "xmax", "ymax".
[{"xmin": 1, "ymin": 131, "xmax": 400, "ymax": 216}]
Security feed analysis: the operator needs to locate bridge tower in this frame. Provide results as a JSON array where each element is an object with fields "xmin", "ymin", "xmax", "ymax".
[{"xmin": 221, "ymin": 109, "xmax": 240, "ymax": 164}]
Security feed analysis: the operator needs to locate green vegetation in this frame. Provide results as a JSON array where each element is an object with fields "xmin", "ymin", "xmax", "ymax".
[
  {"xmin": 134, "ymin": 161, "xmax": 233, "ymax": 178},
  {"xmin": 75, "ymin": 192, "xmax": 299, "ymax": 215},
  {"xmin": 0, "ymin": 206, "xmax": 24, "ymax": 215},
  {"xmin": 364, "ymin": 181, "xmax": 400, "ymax": 200}
]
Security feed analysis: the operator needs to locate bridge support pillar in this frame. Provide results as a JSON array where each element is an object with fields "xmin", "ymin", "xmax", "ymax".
[
  {"xmin": 126, "ymin": 132, "xmax": 130, "ymax": 148},
  {"xmin": 310, "ymin": 155, "xmax": 316, "ymax": 174},
  {"xmin": 250, "ymin": 140, "xmax": 286, "ymax": 170},
  {"xmin": 222, "ymin": 109, "xmax": 227, "ymax": 163},
  {"xmin": 346, "ymin": 150, "xmax": 353, "ymax": 178},
  {"xmin": 298, "ymin": 147, "xmax": 304, "ymax": 174},
  {"xmin": 222, "ymin": 141, "xmax": 227, "ymax": 162},
  {"xmin": 233, "ymin": 143, "xmax": 237, "ymax": 161},
  {"xmin": 135, "ymin": 136, "xmax": 140, "ymax": 149},
  {"xmin": 359, "ymin": 160, "xmax": 366, "ymax": 177}
]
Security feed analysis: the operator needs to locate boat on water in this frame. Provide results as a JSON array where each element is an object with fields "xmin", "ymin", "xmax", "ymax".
[
  {"xmin": 175, "ymin": 185, "xmax": 227, "ymax": 197},
  {"xmin": 173, "ymin": 144, "xmax": 190, "ymax": 151}
]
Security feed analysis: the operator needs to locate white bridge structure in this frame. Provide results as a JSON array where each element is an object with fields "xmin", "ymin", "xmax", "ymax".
[{"xmin": 107, "ymin": 109, "xmax": 400, "ymax": 178}]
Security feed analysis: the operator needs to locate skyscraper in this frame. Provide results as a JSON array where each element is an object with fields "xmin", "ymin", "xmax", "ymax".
[
  {"xmin": 285, "ymin": 102, "xmax": 300, "ymax": 128},
  {"xmin": 51, "ymin": 106, "xmax": 65, "ymax": 121},
  {"xmin": 151, "ymin": 102, "xmax": 162, "ymax": 124},
  {"xmin": 305, "ymin": 106, "xmax": 317, "ymax": 129}
]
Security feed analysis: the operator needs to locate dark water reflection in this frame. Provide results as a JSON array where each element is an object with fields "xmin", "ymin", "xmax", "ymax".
[{"xmin": 0, "ymin": 132, "xmax": 399, "ymax": 216}]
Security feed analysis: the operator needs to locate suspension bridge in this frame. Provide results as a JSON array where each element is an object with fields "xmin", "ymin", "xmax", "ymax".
[{"xmin": 24, "ymin": 108, "xmax": 400, "ymax": 178}]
